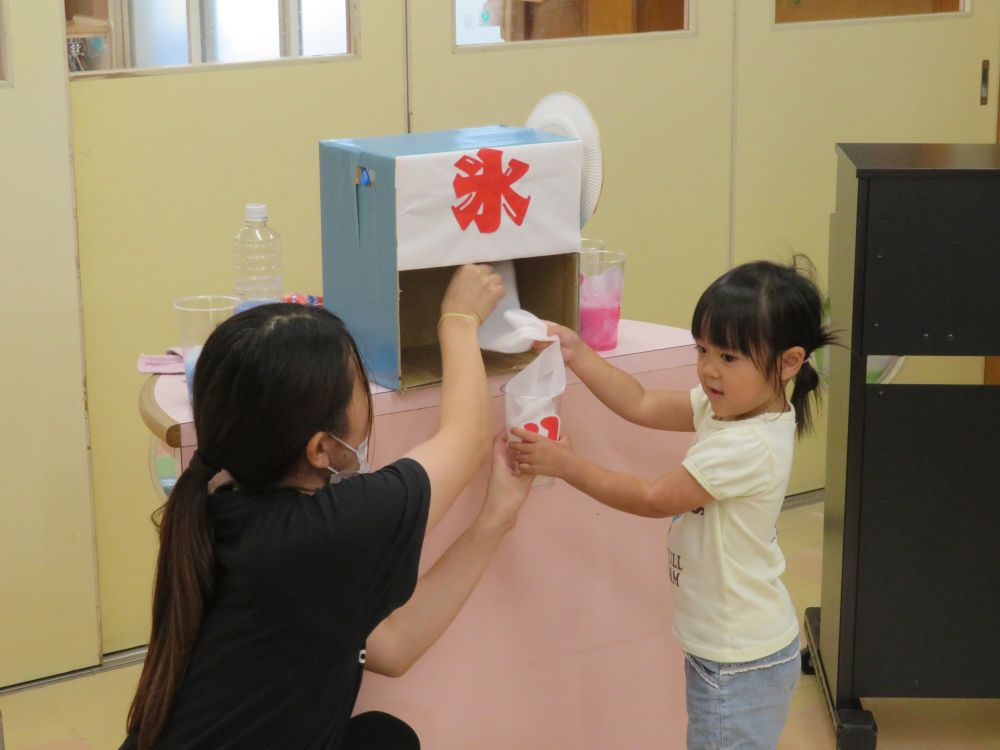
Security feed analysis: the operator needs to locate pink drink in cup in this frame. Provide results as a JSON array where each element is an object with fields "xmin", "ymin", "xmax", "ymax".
[
  {"xmin": 579, "ymin": 249, "xmax": 626, "ymax": 351},
  {"xmin": 579, "ymin": 302, "xmax": 621, "ymax": 352}
]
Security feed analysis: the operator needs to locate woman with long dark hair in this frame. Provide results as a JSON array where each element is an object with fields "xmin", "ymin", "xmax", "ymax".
[{"xmin": 121, "ymin": 264, "xmax": 527, "ymax": 749}]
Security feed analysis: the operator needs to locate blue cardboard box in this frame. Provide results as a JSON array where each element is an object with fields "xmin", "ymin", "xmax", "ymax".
[{"xmin": 321, "ymin": 126, "xmax": 582, "ymax": 390}]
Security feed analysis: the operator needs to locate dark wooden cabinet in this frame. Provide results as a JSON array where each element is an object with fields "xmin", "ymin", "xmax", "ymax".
[{"xmin": 804, "ymin": 144, "xmax": 1000, "ymax": 750}]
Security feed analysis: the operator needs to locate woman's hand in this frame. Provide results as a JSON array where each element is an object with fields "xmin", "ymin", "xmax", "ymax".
[
  {"xmin": 533, "ymin": 323, "xmax": 586, "ymax": 364},
  {"xmin": 478, "ymin": 431, "xmax": 535, "ymax": 535},
  {"xmin": 441, "ymin": 264, "xmax": 505, "ymax": 326},
  {"xmin": 412, "ymin": 265, "xmax": 501, "ymax": 532},
  {"xmin": 366, "ymin": 431, "xmax": 533, "ymax": 678},
  {"xmin": 509, "ymin": 427, "xmax": 577, "ymax": 480}
]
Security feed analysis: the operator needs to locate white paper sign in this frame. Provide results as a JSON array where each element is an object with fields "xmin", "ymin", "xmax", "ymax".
[{"xmin": 394, "ymin": 140, "xmax": 582, "ymax": 271}]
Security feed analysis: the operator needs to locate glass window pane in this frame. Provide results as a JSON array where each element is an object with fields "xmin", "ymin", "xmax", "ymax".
[
  {"xmin": 456, "ymin": 0, "xmax": 686, "ymax": 46},
  {"xmin": 456, "ymin": 0, "xmax": 503, "ymax": 45},
  {"xmin": 775, "ymin": 0, "xmax": 963, "ymax": 24},
  {"xmin": 204, "ymin": 0, "xmax": 280, "ymax": 64},
  {"xmin": 129, "ymin": 0, "xmax": 189, "ymax": 68},
  {"xmin": 301, "ymin": 0, "xmax": 349, "ymax": 56},
  {"xmin": 65, "ymin": 3, "xmax": 114, "ymax": 72}
]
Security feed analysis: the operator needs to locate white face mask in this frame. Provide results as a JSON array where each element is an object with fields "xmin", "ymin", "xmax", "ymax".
[{"xmin": 326, "ymin": 432, "xmax": 371, "ymax": 483}]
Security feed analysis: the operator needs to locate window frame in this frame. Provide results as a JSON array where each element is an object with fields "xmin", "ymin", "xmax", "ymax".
[
  {"xmin": 773, "ymin": 0, "xmax": 966, "ymax": 26},
  {"xmin": 0, "ymin": 0, "xmax": 11, "ymax": 87},
  {"xmin": 454, "ymin": 0, "xmax": 690, "ymax": 48},
  {"xmin": 114, "ymin": 0, "xmax": 351, "ymax": 71}
]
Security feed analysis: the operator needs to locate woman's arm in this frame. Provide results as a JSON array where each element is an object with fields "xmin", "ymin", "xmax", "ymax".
[
  {"xmin": 405, "ymin": 264, "xmax": 504, "ymax": 531},
  {"xmin": 509, "ymin": 427, "xmax": 712, "ymax": 518},
  {"xmin": 366, "ymin": 433, "xmax": 533, "ymax": 677},
  {"xmin": 546, "ymin": 325, "xmax": 695, "ymax": 432}
]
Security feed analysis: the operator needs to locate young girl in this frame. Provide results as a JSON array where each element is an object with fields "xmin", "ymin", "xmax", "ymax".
[
  {"xmin": 511, "ymin": 259, "xmax": 836, "ymax": 750},
  {"xmin": 122, "ymin": 264, "xmax": 534, "ymax": 750}
]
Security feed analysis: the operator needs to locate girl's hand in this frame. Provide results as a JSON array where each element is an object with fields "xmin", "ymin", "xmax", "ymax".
[
  {"xmin": 509, "ymin": 427, "xmax": 576, "ymax": 479},
  {"xmin": 480, "ymin": 430, "xmax": 535, "ymax": 535},
  {"xmin": 533, "ymin": 323, "xmax": 585, "ymax": 364},
  {"xmin": 441, "ymin": 264, "xmax": 505, "ymax": 326}
]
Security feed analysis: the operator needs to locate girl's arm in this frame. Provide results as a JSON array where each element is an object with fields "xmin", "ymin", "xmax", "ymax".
[
  {"xmin": 510, "ymin": 427, "xmax": 712, "ymax": 518},
  {"xmin": 405, "ymin": 264, "xmax": 504, "ymax": 531},
  {"xmin": 365, "ymin": 433, "xmax": 533, "ymax": 677},
  {"xmin": 549, "ymin": 325, "xmax": 695, "ymax": 432}
]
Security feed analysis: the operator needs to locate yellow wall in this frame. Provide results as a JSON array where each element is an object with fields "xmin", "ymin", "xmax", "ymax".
[
  {"xmin": 891, "ymin": 356, "xmax": 984, "ymax": 385},
  {"xmin": 409, "ymin": 3, "xmax": 737, "ymax": 333},
  {"xmin": 410, "ymin": 2, "xmax": 997, "ymax": 496},
  {"xmin": 69, "ymin": 2, "xmax": 408, "ymax": 652},
  {"xmin": 732, "ymin": 3, "xmax": 998, "ymax": 493},
  {"xmin": 59, "ymin": 1, "xmax": 1000, "ymax": 656},
  {"xmin": 0, "ymin": 0, "xmax": 100, "ymax": 685}
]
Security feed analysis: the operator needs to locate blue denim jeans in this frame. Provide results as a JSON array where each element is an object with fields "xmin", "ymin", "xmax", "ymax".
[{"xmin": 684, "ymin": 636, "xmax": 800, "ymax": 750}]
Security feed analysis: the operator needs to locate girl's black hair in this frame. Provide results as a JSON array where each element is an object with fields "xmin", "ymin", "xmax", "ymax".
[
  {"xmin": 690, "ymin": 257, "xmax": 837, "ymax": 436},
  {"xmin": 128, "ymin": 303, "xmax": 371, "ymax": 749}
]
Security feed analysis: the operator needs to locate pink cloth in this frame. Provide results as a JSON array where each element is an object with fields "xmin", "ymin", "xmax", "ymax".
[{"xmin": 137, "ymin": 352, "xmax": 184, "ymax": 374}]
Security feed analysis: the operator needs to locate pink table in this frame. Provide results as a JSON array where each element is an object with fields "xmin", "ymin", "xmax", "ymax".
[{"xmin": 141, "ymin": 320, "xmax": 698, "ymax": 749}]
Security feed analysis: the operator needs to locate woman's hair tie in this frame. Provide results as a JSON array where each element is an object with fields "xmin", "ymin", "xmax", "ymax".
[{"xmin": 189, "ymin": 450, "xmax": 221, "ymax": 480}]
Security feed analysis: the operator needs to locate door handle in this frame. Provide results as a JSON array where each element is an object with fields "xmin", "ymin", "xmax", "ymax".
[{"xmin": 981, "ymin": 60, "xmax": 989, "ymax": 105}]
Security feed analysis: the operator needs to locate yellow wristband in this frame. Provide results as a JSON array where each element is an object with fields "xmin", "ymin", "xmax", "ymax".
[{"xmin": 438, "ymin": 312, "xmax": 482, "ymax": 328}]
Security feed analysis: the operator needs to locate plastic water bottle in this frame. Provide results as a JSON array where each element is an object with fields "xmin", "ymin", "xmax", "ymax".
[{"xmin": 233, "ymin": 203, "xmax": 282, "ymax": 310}]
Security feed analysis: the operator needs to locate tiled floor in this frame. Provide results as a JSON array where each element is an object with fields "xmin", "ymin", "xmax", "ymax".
[
  {"xmin": 776, "ymin": 503, "xmax": 1000, "ymax": 750},
  {"xmin": 0, "ymin": 664, "xmax": 140, "ymax": 750},
  {"xmin": 1, "ymin": 503, "xmax": 997, "ymax": 749}
]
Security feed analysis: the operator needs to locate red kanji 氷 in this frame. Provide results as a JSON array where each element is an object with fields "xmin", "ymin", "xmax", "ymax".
[{"xmin": 452, "ymin": 148, "xmax": 531, "ymax": 233}]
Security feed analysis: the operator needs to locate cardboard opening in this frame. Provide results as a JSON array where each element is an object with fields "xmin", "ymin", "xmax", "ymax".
[{"xmin": 398, "ymin": 253, "xmax": 580, "ymax": 390}]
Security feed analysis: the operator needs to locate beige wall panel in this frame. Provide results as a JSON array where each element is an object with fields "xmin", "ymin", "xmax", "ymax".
[
  {"xmin": 0, "ymin": 0, "xmax": 100, "ymax": 685},
  {"xmin": 733, "ymin": 3, "xmax": 1000, "ymax": 493},
  {"xmin": 891, "ymin": 356, "xmax": 985, "ymax": 385},
  {"xmin": 70, "ymin": 1, "xmax": 408, "ymax": 652},
  {"xmin": 410, "ymin": 2, "xmax": 736, "ymax": 330}
]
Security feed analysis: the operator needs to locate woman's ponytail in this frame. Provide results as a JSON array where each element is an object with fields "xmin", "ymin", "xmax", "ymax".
[{"xmin": 127, "ymin": 452, "xmax": 218, "ymax": 749}]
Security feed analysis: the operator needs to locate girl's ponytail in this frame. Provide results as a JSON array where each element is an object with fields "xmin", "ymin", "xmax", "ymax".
[
  {"xmin": 790, "ymin": 357, "xmax": 822, "ymax": 437},
  {"xmin": 127, "ymin": 452, "xmax": 218, "ymax": 749}
]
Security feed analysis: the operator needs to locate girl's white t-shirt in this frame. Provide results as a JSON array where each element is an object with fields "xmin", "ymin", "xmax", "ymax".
[{"xmin": 668, "ymin": 385, "xmax": 799, "ymax": 663}]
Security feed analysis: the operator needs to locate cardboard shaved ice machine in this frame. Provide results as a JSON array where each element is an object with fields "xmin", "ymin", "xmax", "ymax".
[{"xmin": 320, "ymin": 125, "xmax": 583, "ymax": 391}]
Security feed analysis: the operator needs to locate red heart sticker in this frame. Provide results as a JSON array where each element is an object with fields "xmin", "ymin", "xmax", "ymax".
[{"xmin": 522, "ymin": 415, "xmax": 560, "ymax": 441}]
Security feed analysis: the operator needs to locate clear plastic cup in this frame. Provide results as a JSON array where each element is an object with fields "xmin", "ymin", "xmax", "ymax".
[
  {"xmin": 580, "ymin": 237, "xmax": 607, "ymax": 251},
  {"xmin": 503, "ymin": 384, "xmax": 563, "ymax": 489},
  {"xmin": 579, "ymin": 249, "xmax": 626, "ymax": 351},
  {"xmin": 173, "ymin": 295, "xmax": 239, "ymax": 400}
]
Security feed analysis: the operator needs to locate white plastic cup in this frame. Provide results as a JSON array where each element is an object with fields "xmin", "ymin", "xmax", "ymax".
[
  {"xmin": 579, "ymin": 249, "xmax": 626, "ymax": 351},
  {"xmin": 580, "ymin": 237, "xmax": 607, "ymax": 252},
  {"xmin": 173, "ymin": 295, "xmax": 239, "ymax": 400},
  {"xmin": 503, "ymin": 384, "xmax": 564, "ymax": 489}
]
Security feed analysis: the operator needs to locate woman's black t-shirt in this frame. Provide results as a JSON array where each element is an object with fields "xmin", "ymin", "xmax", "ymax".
[{"xmin": 120, "ymin": 458, "xmax": 431, "ymax": 750}]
